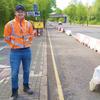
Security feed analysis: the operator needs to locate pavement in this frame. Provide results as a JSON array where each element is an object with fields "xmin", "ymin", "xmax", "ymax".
[{"xmin": 0, "ymin": 31, "xmax": 47, "ymax": 100}]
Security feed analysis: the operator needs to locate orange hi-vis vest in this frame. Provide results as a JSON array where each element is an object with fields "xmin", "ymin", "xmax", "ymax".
[{"xmin": 4, "ymin": 17, "xmax": 34, "ymax": 49}]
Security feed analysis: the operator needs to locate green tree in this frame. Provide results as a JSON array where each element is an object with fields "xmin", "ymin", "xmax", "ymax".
[
  {"xmin": 62, "ymin": 0, "xmax": 100, "ymax": 25},
  {"xmin": 94, "ymin": 0, "xmax": 100, "ymax": 21},
  {"xmin": 0, "ymin": 0, "xmax": 16, "ymax": 37},
  {"xmin": 55, "ymin": 8, "xmax": 62, "ymax": 14},
  {"xmin": 76, "ymin": 2, "xmax": 87, "ymax": 24},
  {"xmin": 63, "ymin": 4, "xmax": 76, "ymax": 24},
  {"xmin": 54, "ymin": 8, "xmax": 62, "ymax": 22}
]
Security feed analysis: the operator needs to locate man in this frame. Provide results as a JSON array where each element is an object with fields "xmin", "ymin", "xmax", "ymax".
[{"xmin": 4, "ymin": 5, "xmax": 36, "ymax": 99}]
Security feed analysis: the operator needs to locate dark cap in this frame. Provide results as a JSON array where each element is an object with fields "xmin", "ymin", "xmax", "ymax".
[{"xmin": 15, "ymin": 5, "xmax": 25, "ymax": 11}]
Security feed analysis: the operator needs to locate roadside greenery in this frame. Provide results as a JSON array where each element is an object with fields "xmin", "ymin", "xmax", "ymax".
[
  {"xmin": 48, "ymin": 0, "xmax": 100, "ymax": 25},
  {"xmin": 48, "ymin": 7, "xmax": 63, "ymax": 22},
  {"xmin": 63, "ymin": 0, "xmax": 100, "ymax": 25}
]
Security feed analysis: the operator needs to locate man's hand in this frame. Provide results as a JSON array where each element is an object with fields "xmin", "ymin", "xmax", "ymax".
[{"xmin": 33, "ymin": 29, "xmax": 37, "ymax": 37}]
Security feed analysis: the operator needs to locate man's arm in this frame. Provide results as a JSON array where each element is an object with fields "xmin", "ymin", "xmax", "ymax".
[
  {"xmin": 4, "ymin": 22, "xmax": 12, "ymax": 45},
  {"xmin": 29, "ymin": 22, "xmax": 37, "ymax": 38}
]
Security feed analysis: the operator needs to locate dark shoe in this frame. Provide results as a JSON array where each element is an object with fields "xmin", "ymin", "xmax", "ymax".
[
  {"xmin": 10, "ymin": 92, "xmax": 18, "ymax": 100},
  {"xmin": 10, "ymin": 89, "xmax": 18, "ymax": 100},
  {"xmin": 10, "ymin": 95, "xmax": 18, "ymax": 100},
  {"xmin": 23, "ymin": 87, "xmax": 33, "ymax": 95}
]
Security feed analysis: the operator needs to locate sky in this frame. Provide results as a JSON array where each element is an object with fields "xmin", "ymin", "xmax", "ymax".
[{"xmin": 56, "ymin": 0, "xmax": 95, "ymax": 10}]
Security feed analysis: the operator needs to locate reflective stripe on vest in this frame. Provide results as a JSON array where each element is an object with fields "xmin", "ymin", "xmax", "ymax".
[
  {"xmin": 5, "ymin": 36, "xmax": 10, "ymax": 41},
  {"xmin": 27, "ymin": 21, "xmax": 30, "ymax": 29},
  {"xmin": 11, "ymin": 33, "xmax": 30, "ymax": 39},
  {"xmin": 11, "ymin": 40, "xmax": 24, "ymax": 48}
]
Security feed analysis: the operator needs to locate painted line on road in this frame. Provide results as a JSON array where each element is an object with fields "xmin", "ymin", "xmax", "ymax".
[
  {"xmin": 0, "ymin": 44, "xmax": 8, "ymax": 51},
  {"xmin": 4, "ymin": 77, "xmax": 10, "ymax": 84},
  {"xmin": 0, "ymin": 65, "xmax": 10, "ymax": 69},
  {"xmin": 0, "ymin": 77, "xmax": 10, "ymax": 84},
  {"xmin": 0, "ymin": 46, "xmax": 5, "ymax": 51},
  {"xmin": 0, "ymin": 46, "xmax": 7, "ymax": 51},
  {"xmin": 48, "ymin": 32, "xmax": 64, "ymax": 100},
  {"xmin": 0, "ymin": 78, "xmax": 5, "ymax": 84}
]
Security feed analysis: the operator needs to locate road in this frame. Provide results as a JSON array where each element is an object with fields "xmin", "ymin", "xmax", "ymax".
[
  {"xmin": 49, "ymin": 22, "xmax": 100, "ymax": 39},
  {"xmin": 63, "ymin": 24, "xmax": 100, "ymax": 39},
  {"xmin": 47, "ymin": 24, "xmax": 100, "ymax": 100}
]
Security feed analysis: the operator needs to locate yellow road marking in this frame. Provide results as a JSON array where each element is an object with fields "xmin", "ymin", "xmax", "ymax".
[{"xmin": 48, "ymin": 32, "xmax": 64, "ymax": 100}]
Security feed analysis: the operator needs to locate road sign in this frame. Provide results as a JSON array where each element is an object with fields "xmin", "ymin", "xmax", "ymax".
[
  {"xmin": 27, "ymin": 11, "xmax": 34, "ymax": 16},
  {"xmin": 27, "ymin": 11, "xmax": 40, "ymax": 17},
  {"xmin": 33, "ymin": 22, "xmax": 44, "ymax": 29},
  {"xmin": 34, "ymin": 11, "xmax": 40, "ymax": 17},
  {"xmin": 33, "ymin": 4, "xmax": 38, "ymax": 11}
]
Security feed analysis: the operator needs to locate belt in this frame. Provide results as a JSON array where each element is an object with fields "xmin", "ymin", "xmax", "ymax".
[{"xmin": 11, "ymin": 47, "xmax": 30, "ymax": 51}]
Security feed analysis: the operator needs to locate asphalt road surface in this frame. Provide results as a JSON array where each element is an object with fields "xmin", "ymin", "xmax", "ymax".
[{"xmin": 47, "ymin": 24, "xmax": 100, "ymax": 100}]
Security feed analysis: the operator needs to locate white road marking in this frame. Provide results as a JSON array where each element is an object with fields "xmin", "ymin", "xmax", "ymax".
[
  {"xmin": 4, "ymin": 77, "xmax": 10, "ymax": 84},
  {"xmin": 0, "ymin": 65, "xmax": 10, "ymax": 69},
  {"xmin": 0, "ymin": 78, "xmax": 5, "ymax": 84},
  {"xmin": 30, "ymin": 71, "xmax": 42, "ymax": 77}
]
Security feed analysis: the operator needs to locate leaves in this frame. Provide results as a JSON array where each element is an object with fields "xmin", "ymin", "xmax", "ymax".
[
  {"xmin": 62, "ymin": 0, "xmax": 100, "ymax": 25},
  {"xmin": 94, "ymin": 0, "xmax": 100, "ymax": 20}
]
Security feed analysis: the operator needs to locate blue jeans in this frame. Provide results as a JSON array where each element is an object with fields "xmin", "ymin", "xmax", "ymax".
[{"xmin": 10, "ymin": 47, "xmax": 31, "ymax": 89}]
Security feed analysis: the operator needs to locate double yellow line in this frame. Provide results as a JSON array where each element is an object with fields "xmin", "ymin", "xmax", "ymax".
[{"xmin": 48, "ymin": 32, "xmax": 64, "ymax": 100}]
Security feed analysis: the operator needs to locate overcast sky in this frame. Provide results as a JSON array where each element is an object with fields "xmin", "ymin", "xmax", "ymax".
[{"xmin": 56, "ymin": 0, "xmax": 95, "ymax": 10}]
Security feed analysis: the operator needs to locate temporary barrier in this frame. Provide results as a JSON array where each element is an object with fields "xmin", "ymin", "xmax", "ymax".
[
  {"xmin": 89, "ymin": 65, "xmax": 100, "ymax": 91},
  {"xmin": 60, "ymin": 28, "xmax": 65, "ymax": 32},
  {"xmin": 65, "ymin": 30, "xmax": 72, "ymax": 36}
]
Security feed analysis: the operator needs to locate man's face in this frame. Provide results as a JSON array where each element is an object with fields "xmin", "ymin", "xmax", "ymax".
[{"xmin": 15, "ymin": 10, "xmax": 25, "ymax": 20}]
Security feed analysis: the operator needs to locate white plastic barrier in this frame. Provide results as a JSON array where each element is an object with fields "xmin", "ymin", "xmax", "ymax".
[
  {"xmin": 59, "ymin": 27, "xmax": 61, "ymax": 31},
  {"xmin": 65, "ymin": 30, "xmax": 72, "ymax": 36},
  {"xmin": 76, "ymin": 33, "xmax": 96, "ymax": 49},
  {"xmin": 58, "ymin": 27, "xmax": 61, "ymax": 31},
  {"xmin": 95, "ymin": 39, "xmax": 100, "ymax": 53},
  {"xmin": 89, "ymin": 65, "xmax": 100, "ymax": 91},
  {"xmin": 73, "ymin": 33, "xmax": 100, "ymax": 54},
  {"xmin": 83, "ymin": 35, "xmax": 90, "ymax": 46},
  {"xmin": 73, "ymin": 33, "xmax": 81, "ymax": 41},
  {"xmin": 88, "ymin": 38, "xmax": 97, "ymax": 49},
  {"xmin": 78, "ymin": 33, "xmax": 85, "ymax": 43},
  {"xmin": 57, "ymin": 28, "xmax": 100, "ymax": 54},
  {"xmin": 74, "ymin": 33, "xmax": 85, "ymax": 43},
  {"xmin": 60, "ymin": 28, "xmax": 65, "ymax": 32}
]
